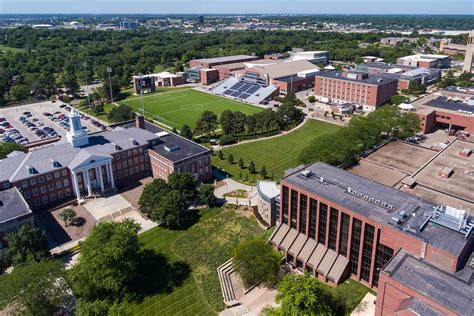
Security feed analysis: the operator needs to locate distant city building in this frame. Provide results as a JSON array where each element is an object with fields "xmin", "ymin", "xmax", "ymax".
[
  {"xmin": 440, "ymin": 39, "xmax": 467, "ymax": 56},
  {"xmin": 397, "ymin": 54, "xmax": 451, "ymax": 69},
  {"xmin": 32, "ymin": 24, "xmax": 54, "ymax": 29},
  {"xmin": 120, "ymin": 21, "xmax": 139, "ymax": 30},
  {"xmin": 314, "ymin": 71, "xmax": 398, "ymax": 111},
  {"xmin": 290, "ymin": 51, "xmax": 330, "ymax": 65},
  {"xmin": 463, "ymin": 30, "xmax": 474, "ymax": 73},
  {"xmin": 380, "ymin": 37, "xmax": 418, "ymax": 46},
  {"xmin": 197, "ymin": 16, "xmax": 204, "ymax": 24}
]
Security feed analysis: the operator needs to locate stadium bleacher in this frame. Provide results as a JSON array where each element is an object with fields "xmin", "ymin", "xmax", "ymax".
[{"xmin": 211, "ymin": 76, "xmax": 278, "ymax": 104}]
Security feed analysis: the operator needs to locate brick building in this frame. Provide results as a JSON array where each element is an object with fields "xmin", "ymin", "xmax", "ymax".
[
  {"xmin": 313, "ymin": 71, "xmax": 398, "ymax": 111},
  {"xmin": 397, "ymin": 54, "xmax": 451, "ymax": 69},
  {"xmin": 0, "ymin": 187, "xmax": 33, "ymax": 249},
  {"xmin": 270, "ymin": 161, "xmax": 473, "ymax": 315},
  {"xmin": 0, "ymin": 111, "xmax": 211, "ymax": 213}
]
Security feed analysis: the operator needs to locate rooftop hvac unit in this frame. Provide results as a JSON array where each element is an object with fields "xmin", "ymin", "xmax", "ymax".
[
  {"xmin": 363, "ymin": 195, "xmax": 369, "ymax": 200},
  {"xmin": 301, "ymin": 169, "xmax": 312, "ymax": 178}
]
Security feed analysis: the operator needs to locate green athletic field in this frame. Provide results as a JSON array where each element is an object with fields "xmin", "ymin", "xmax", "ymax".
[{"xmin": 119, "ymin": 88, "xmax": 262, "ymax": 130}]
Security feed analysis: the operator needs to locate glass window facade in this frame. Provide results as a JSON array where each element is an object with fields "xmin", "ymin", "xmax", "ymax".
[
  {"xmin": 299, "ymin": 194, "xmax": 307, "ymax": 234},
  {"xmin": 290, "ymin": 190, "xmax": 298, "ymax": 229},
  {"xmin": 373, "ymin": 241, "xmax": 394, "ymax": 287},
  {"xmin": 350, "ymin": 218, "xmax": 362, "ymax": 275},
  {"xmin": 318, "ymin": 203, "xmax": 328, "ymax": 245},
  {"xmin": 308, "ymin": 199, "xmax": 318, "ymax": 239},
  {"xmin": 281, "ymin": 186, "xmax": 289, "ymax": 224},
  {"xmin": 339, "ymin": 212, "xmax": 350, "ymax": 257},
  {"xmin": 328, "ymin": 208, "xmax": 339, "ymax": 250},
  {"xmin": 360, "ymin": 224, "xmax": 375, "ymax": 282}
]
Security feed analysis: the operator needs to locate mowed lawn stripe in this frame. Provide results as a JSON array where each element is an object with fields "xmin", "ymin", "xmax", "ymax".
[
  {"xmin": 119, "ymin": 89, "xmax": 261, "ymax": 130},
  {"xmin": 212, "ymin": 119, "xmax": 341, "ymax": 183}
]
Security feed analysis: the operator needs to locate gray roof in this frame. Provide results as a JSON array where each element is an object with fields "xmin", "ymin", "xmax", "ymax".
[
  {"xmin": 114, "ymin": 120, "xmax": 210, "ymax": 163},
  {"xmin": 0, "ymin": 187, "xmax": 31, "ymax": 224},
  {"xmin": 425, "ymin": 96, "xmax": 474, "ymax": 113},
  {"xmin": 383, "ymin": 250, "xmax": 473, "ymax": 315},
  {"xmin": 282, "ymin": 162, "xmax": 470, "ymax": 257},
  {"xmin": 315, "ymin": 71, "xmax": 398, "ymax": 86},
  {"xmin": 403, "ymin": 298, "xmax": 446, "ymax": 316},
  {"xmin": 4, "ymin": 127, "xmax": 160, "ymax": 182},
  {"xmin": 193, "ymin": 55, "xmax": 257, "ymax": 65}
]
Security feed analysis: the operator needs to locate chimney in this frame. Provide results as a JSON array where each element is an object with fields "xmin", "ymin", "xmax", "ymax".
[{"xmin": 136, "ymin": 115, "xmax": 145, "ymax": 129}]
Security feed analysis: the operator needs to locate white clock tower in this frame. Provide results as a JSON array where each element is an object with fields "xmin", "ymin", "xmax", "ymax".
[{"xmin": 67, "ymin": 108, "xmax": 89, "ymax": 147}]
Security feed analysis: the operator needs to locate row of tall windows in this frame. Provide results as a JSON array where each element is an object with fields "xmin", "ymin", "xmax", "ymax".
[
  {"xmin": 308, "ymin": 199, "xmax": 317, "ymax": 239},
  {"xmin": 299, "ymin": 194, "xmax": 307, "ymax": 234},
  {"xmin": 360, "ymin": 224, "xmax": 375, "ymax": 282}
]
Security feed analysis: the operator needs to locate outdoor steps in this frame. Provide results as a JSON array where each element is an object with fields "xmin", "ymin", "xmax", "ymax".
[{"xmin": 217, "ymin": 259, "xmax": 240, "ymax": 307}]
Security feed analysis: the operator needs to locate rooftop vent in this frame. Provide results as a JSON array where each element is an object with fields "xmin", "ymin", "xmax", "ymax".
[
  {"xmin": 129, "ymin": 138, "xmax": 139, "ymax": 146},
  {"xmin": 0, "ymin": 200, "xmax": 3, "ymax": 207},
  {"xmin": 50, "ymin": 159, "xmax": 61, "ymax": 168},
  {"xmin": 301, "ymin": 169, "xmax": 312, "ymax": 178},
  {"xmin": 392, "ymin": 211, "xmax": 408, "ymax": 225},
  {"xmin": 164, "ymin": 144, "xmax": 180, "ymax": 152},
  {"xmin": 26, "ymin": 165, "xmax": 37, "ymax": 175},
  {"xmin": 112, "ymin": 143, "xmax": 122, "ymax": 151}
]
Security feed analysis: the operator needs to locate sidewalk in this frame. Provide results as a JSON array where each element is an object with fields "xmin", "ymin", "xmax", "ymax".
[{"xmin": 214, "ymin": 178, "xmax": 258, "ymax": 207}]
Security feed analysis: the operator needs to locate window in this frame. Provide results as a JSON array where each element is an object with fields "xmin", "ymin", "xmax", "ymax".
[
  {"xmin": 133, "ymin": 149, "xmax": 137, "ymax": 155},
  {"xmin": 32, "ymin": 188, "xmax": 38, "ymax": 197},
  {"xmin": 42, "ymin": 195, "xmax": 48, "ymax": 204},
  {"xmin": 30, "ymin": 178, "xmax": 36, "ymax": 186},
  {"xmin": 40, "ymin": 186, "xmax": 46, "ymax": 194},
  {"xmin": 328, "ymin": 208, "xmax": 339, "ymax": 251},
  {"xmin": 127, "ymin": 151, "xmax": 132, "ymax": 157},
  {"xmin": 65, "ymin": 188, "xmax": 71, "ymax": 196},
  {"xmin": 24, "ymin": 191, "xmax": 30, "ymax": 198},
  {"xmin": 360, "ymin": 224, "xmax": 375, "ymax": 282},
  {"xmin": 50, "ymin": 193, "xmax": 56, "ymax": 201},
  {"xmin": 63, "ymin": 179, "xmax": 69, "ymax": 187},
  {"xmin": 350, "ymin": 218, "xmax": 362, "ymax": 275},
  {"xmin": 48, "ymin": 183, "xmax": 54, "ymax": 191},
  {"xmin": 373, "ymin": 240, "xmax": 394, "ymax": 287},
  {"xmin": 299, "ymin": 194, "xmax": 307, "ymax": 234},
  {"xmin": 22, "ymin": 181, "xmax": 28, "ymax": 189},
  {"xmin": 281, "ymin": 186, "xmax": 289, "ymax": 225},
  {"xmin": 56, "ymin": 181, "xmax": 62, "ymax": 189},
  {"xmin": 318, "ymin": 203, "xmax": 328, "ymax": 245},
  {"xmin": 290, "ymin": 190, "xmax": 298, "ymax": 229},
  {"xmin": 339, "ymin": 213, "xmax": 350, "ymax": 257},
  {"xmin": 38, "ymin": 176, "xmax": 44, "ymax": 183},
  {"xmin": 35, "ymin": 199, "xmax": 41, "ymax": 206},
  {"xmin": 47, "ymin": 174, "xmax": 52, "ymax": 181},
  {"xmin": 54, "ymin": 171, "xmax": 60, "ymax": 179},
  {"xmin": 123, "ymin": 169, "xmax": 128, "ymax": 176},
  {"xmin": 308, "ymin": 199, "xmax": 317, "ymax": 239},
  {"xmin": 122, "ymin": 161, "xmax": 127, "ymax": 168},
  {"xmin": 58, "ymin": 191, "xmax": 63, "ymax": 199}
]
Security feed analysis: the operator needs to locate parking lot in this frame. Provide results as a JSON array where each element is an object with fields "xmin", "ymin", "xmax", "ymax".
[{"xmin": 0, "ymin": 101, "xmax": 106, "ymax": 144}]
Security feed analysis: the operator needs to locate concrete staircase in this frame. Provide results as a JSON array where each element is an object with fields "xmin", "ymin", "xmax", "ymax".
[{"xmin": 217, "ymin": 259, "xmax": 240, "ymax": 307}]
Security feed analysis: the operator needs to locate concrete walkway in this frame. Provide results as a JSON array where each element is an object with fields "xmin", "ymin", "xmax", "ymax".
[
  {"xmin": 351, "ymin": 292, "xmax": 377, "ymax": 316},
  {"xmin": 219, "ymin": 286, "xmax": 278, "ymax": 316},
  {"xmin": 214, "ymin": 178, "xmax": 258, "ymax": 207}
]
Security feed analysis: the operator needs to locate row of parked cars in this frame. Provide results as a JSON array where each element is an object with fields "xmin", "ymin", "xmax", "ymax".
[
  {"xmin": 0, "ymin": 117, "xmax": 29, "ymax": 144},
  {"xmin": 21, "ymin": 111, "xmax": 59, "ymax": 140},
  {"xmin": 58, "ymin": 103, "xmax": 107, "ymax": 131}
]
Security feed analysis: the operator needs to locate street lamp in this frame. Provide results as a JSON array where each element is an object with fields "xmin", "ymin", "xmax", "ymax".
[
  {"xmin": 107, "ymin": 67, "xmax": 114, "ymax": 104},
  {"xmin": 83, "ymin": 62, "xmax": 91, "ymax": 108}
]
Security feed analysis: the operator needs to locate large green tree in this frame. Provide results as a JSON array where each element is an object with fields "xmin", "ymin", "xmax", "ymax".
[
  {"xmin": 194, "ymin": 110, "xmax": 217, "ymax": 137},
  {"xmin": 151, "ymin": 190, "xmax": 188, "ymax": 228},
  {"xmin": 7, "ymin": 225, "xmax": 50, "ymax": 266},
  {"xmin": 199, "ymin": 184, "xmax": 217, "ymax": 207},
  {"xmin": 69, "ymin": 219, "xmax": 141, "ymax": 300},
  {"xmin": 0, "ymin": 142, "xmax": 27, "ymax": 159},
  {"xmin": 180, "ymin": 124, "xmax": 193, "ymax": 140},
  {"xmin": 232, "ymin": 239, "xmax": 281, "ymax": 287},
  {"xmin": 0, "ymin": 260, "xmax": 69, "ymax": 316},
  {"xmin": 168, "ymin": 172, "xmax": 198, "ymax": 203},
  {"xmin": 107, "ymin": 104, "xmax": 136, "ymax": 123},
  {"xmin": 138, "ymin": 179, "xmax": 170, "ymax": 215}
]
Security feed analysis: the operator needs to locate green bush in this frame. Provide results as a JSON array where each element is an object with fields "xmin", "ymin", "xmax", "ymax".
[{"xmin": 219, "ymin": 134, "xmax": 236, "ymax": 146}]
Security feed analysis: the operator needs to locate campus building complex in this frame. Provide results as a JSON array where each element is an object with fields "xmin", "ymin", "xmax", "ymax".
[
  {"xmin": 269, "ymin": 138, "xmax": 473, "ymax": 315},
  {"xmin": 0, "ymin": 110, "xmax": 211, "ymax": 214},
  {"xmin": 396, "ymin": 54, "xmax": 451, "ymax": 69},
  {"xmin": 313, "ymin": 71, "xmax": 398, "ymax": 111}
]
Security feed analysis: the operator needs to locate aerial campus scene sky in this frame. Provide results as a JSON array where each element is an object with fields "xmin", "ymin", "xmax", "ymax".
[{"xmin": 1, "ymin": 0, "xmax": 473, "ymax": 14}]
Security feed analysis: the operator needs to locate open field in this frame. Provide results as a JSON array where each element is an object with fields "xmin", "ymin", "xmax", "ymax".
[
  {"xmin": 212, "ymin": 119, "xmax": 342, "ymax": 184},
  {"xmin": 125, "ymin": 207, "xmax": 263, "ymax": 315},
  {"xmin": 118, "ymin": 88, "xmax": 261, "ymax": 130},
  {"xmin": 0, "ymin": 45, "xmax": 25, "ymax": 53}
]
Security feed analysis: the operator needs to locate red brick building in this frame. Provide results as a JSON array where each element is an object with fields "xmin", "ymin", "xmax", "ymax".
[
  {"xmin": 314, "ymin": 72, "xmax": 398, "ymax": 111},
  {"xmin": 270, "ymin": 162, "xmax": 472, "ymax": 315}
]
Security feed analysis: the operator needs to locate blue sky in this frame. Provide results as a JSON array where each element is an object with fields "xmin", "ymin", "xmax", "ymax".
[{"xmin": 1, "ymin": 0, "xmax": 473, "ymax": 14}]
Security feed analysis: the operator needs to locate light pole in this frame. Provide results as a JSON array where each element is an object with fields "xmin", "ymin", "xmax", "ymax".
[
  {"xmin": 83, "ymin": 62, "xmax": 91, "ymax": 108},
  {"xmin": 107, "ymin": 67, "xmax": 113, "ymax": 104},
  {"xmin": 139, "ymin": 73, "xmax": 145, "ymax": 117}
]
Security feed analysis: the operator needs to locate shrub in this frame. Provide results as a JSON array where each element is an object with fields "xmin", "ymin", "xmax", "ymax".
[
  {"xmin": 219, "ymin": 134, "xmax": 236, "ymax": 146},
  {"xmin": 308, "ymin": 95, "xmax": 316, "ymax": 103}
]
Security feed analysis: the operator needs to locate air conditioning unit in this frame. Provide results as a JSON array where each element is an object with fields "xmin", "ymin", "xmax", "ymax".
[{"xmin": 301, "ymin": 169, "xmax": 312, "ymax": 178}]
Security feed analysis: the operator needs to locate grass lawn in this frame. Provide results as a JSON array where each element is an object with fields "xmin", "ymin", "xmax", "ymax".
[
  {"xmin": 325, "ymin": 279, "xmax": 371, "ymax": 315},
  {"xmin": 0, "ymin": 45, "xmax": 25, "ymax": 54},
  {"xmin": 78, "ymin": 103, "xmax": 113, "ymax": 123},
  {"xmin": 118, "ymin": 88, "xmax": 261, "ymax": 130},
  {"xmin": 212, "ymin": 119, "xmax": 342, "ymax": 184},
  {"xmin": 125, "ymin": 207, "xmax": 264, "ymax": 315}
]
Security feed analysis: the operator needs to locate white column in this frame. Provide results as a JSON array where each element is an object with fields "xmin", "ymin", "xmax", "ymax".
[
  {"xmin": 108, "ymin": 162, "xmax": 116, "ymax": 190},
  {"xmin": 84, "ymin": 169, "xmax": 92, "ymax": 196},
  {"xmin": 72, "ymin": 171, "xmax": 81, "ymax": 202},
  {"xmin": 98, "ymin": 165, "xmax": 105, "ymax": 192}
]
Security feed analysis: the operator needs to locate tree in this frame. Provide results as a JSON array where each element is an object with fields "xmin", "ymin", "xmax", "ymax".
[
  {"xmin": 69, "ymin": 220, "xmax": 141, "ymax": 299},
  {"xmin": 107, "ymin": 104, "xmax": 136, "ymax": 123},
  {"xmin": 138, "ymin": 179, "xmax": 170, "ymax": 215},
  {"xmin": 248, "ymin": 161, "xmax": 256, "ymax": 174},
  {"xmin": 151, "ymin": 190, "xmax": 189, "ymax": 228},
  {"xmin": 180, "ymin": 124, "xmax": 193, "ymax": 140},
  {"xmin": 238, "ymin": 158, "xmax": 245, "ymax": 169},
  {"xmin": 10, "ymin": 84, "xmax": 29, "ymax": 102},
  {"xmin": 0, "ymin": 142, "xmax": 27, "ymax": 159},
  {"xmin": 7, "ymin": 225, "xmax": 49, "ymax": 266},
  {"xmin": 174, "ymin": 60, "xmax": 184, "ymax": 73},
  {"xmin": 171, "ymin": 127, "xmax": 178, "ymax": 134},
  {"xmin": 220, "ymin": 110, "xmax": 235, "ymax": 135},
  {"xmin": 217, "ymin": 150, "xmax": 223, "ymax": 160},
  {"xmin": 260, "ymin": 166, "xmax": 267, "ymax": 179},
  {"xmin": 228, "ymin": 153, "xmax": 234, "ymax": 165},
  {"xmin": 219, "ymin": 134, "xmax": 235, "ymax": 145},
  {"xmin": 59, "ymin": 208, "xmax": 77, "ymax": 227},
  {"xmin": 271, "ymin": 274, "xmax": 332, "ymax": 315},
  {"xmin": 194, "ymin": 111, "xmax": 217, "ymax": 137},
  {"xmin": 199, "ymin": 184, "xmax": 217, "ymax": 207},
  {"xmin": 232, "ymin": 239, "xmax": 281, "ymax": 286},
  {"xmin": 391, "ymin": 95, "xmax": 410, "ymax": 105},
  {"xmin": 168, "ymin": 172, "xmax": 198, "ymax": 203},
  {"xmin": 0, "ymin": 260, "xmax": 69, "ymax": 316}
]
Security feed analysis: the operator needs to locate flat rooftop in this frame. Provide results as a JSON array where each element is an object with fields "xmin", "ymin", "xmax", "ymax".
[
  {"xmin": 315, "ymin": 71, "xmax": 398, "ymax": 86},
  {"xmin": 383, "ymin": 250, "xmax": 473, "ymax": 316},
  {"xmin": 114, "ymin": 120, "xmax": 210, "ymax": 163},
  {"xmin": 425, "ymin": 96, "xmax": 474, "ymax": 114},
  {"xmin": 193, "ymin": 55, "xmax": 257, "ymax": 64},
  {"xmin": 283, "ymin": 162, "xmax": 470, "ymax": 257},
  {"xmin": 350, "ymin": 140, "xmax": 474, "ymax": 215},
  {"xmin": 0, "ymin": 187, "xmax": 31, "ymax": 224}
]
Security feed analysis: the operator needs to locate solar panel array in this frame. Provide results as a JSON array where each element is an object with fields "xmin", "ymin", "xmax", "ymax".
[{"xmin": 222, "ymin": 81, "xmax": 262, "ymax": 100}]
